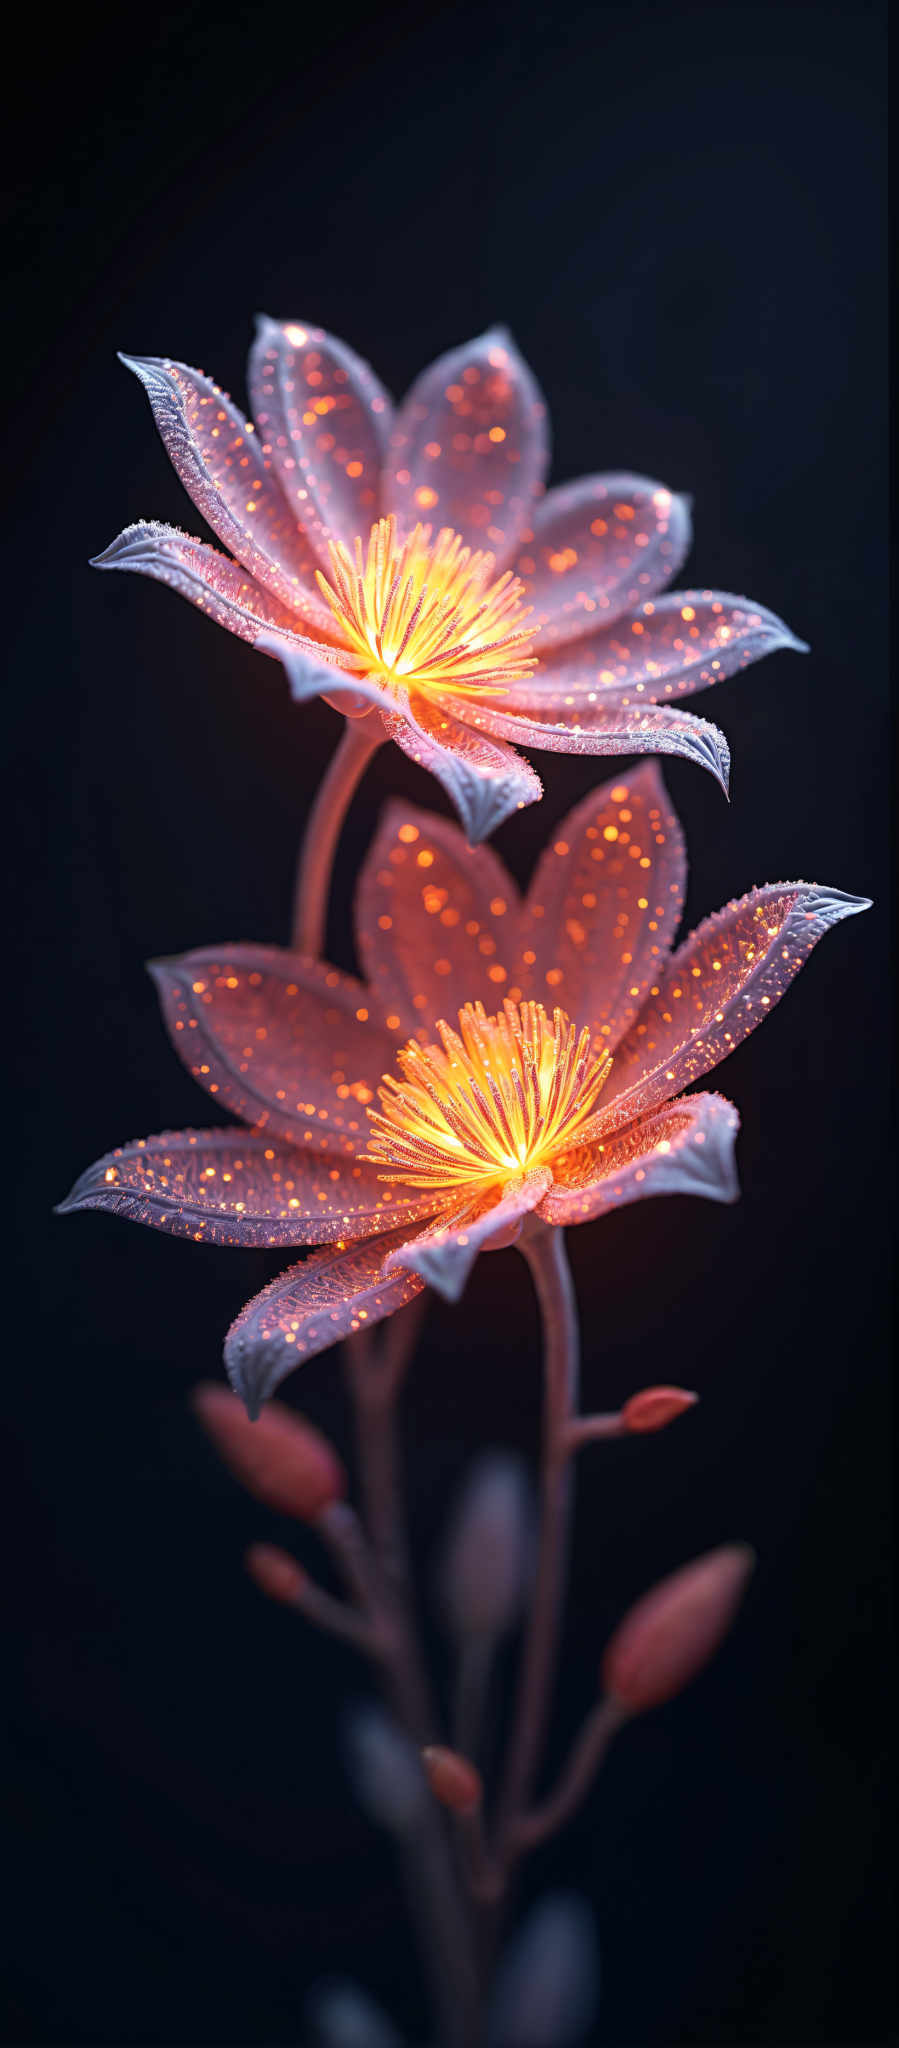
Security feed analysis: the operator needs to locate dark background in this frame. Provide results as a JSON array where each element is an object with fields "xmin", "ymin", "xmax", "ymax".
[{"xmin": 5, "ymin": 0, "xmax": 891, "ymax": 2042}]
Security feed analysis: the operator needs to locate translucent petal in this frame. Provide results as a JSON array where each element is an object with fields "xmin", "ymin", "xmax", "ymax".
[
  {"xmin": 355, "ymin": 799, "xmax": 522, "ymax": 1030},
  {"xmin": 383, "ymin": 1168, "xmax": 552, "ymax": 1302},
  {"xmin": 518, "ymin": 762, "xmax": 686, "ymax": 1048},
  {"xmin": 149, "ymin": 946, "xmax": 407, "ymax": 1150},
  {"xmin": 460, "ymin": 696, "xmax": 731, "ymax": 793},
  {"xmin": 540, "ymin": 1094, "xmax": 739, "ymax": 1225},
  {"xmin": 382, "ymin": 691, "xmax": 543, "ymax": 843},
  {"xmin": 601, "ymin": 884, "xmax": 871, "ymax": 1124},
  {"xmin": 513, "ymin": 474, "xmax": 692, "ymax": 650},
  {"xmin": 248, "ymin": 316, "xmax": 393, "ymax": 561},
  {"xmin": 119, "ymin": 354, "xmax": 334, "ymax": 629},
  {"xmin": 57, "ymin": 1127, "xmax": 433, "ymax": 1246},
  {"xmin": 259, "ymin": 630, "xmax": 397, "ymax": 720},
  {"xmin": 224, "ymin": 1229, "xmax": 425, "ymax": 1413},
  {"xmin": 384, "ymin": 328, "xmax": 549, "ymax": 560},
  {"xmin": 514, "ymin": 589, "xmax": 806, "ymax": 711},
  {"xmin": 91, "ymin": 523, "xmax": 330, "ymax": 651}
]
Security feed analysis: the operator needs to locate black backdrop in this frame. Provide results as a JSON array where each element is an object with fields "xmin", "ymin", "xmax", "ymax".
[{"xmin": 5, "ymin": 1, "xmax": 891, "ymax": 2042}]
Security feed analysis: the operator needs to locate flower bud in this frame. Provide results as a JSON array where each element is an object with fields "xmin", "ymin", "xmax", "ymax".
[
  {"xmin": 307, "ymin": 1978, "xmax": 402, "ymax": 2047},
  {"xmin": 343, "ymin": 1706, "xmax": 428, "ymax": 1835},
  {"xmin": 621, "ymin": 1385, "xmax": 698, "ymax": 1433},
  {"xmin": 421, "ymin": 1745, "xmax": 483, "ymax": 1815},
  {"xmin": 489, "ymin": 1894, "xmax": 598, "ymax": 2046},
  {"xmin": 245, "ymin": 1542, "xmax": 306, "ymax": 1608},
  {"xmin": 602, "ymin": 1543, "xmax": 755, "ymax": 1713},
  {"xmin": 442, "ymin": 1453, "xmax": 534, "ymax": 1639},
  {"xmin": 193, "ymin": 1383, "xmax": 345, "ymax": 1520}
]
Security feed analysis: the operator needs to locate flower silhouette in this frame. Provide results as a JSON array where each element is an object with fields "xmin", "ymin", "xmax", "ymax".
[
  {"xmin": 93, "ymin": 322, "xmax": 804, "ymax": 839},
  {"xmin": 59, "ymin": 765, "xmax": 867, "ymax": 1412}
]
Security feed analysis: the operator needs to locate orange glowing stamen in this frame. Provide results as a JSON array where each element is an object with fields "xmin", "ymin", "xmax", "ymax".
[
  {"xmin": 315, "ymin": 515, "xmax": 538, "ymax": 700},
  {"xmin": 366, "ymin": 999, "xmax": 612, "ymax": 1190}
]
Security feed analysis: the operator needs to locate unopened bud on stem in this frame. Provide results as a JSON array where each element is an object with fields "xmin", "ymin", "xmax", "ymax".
[
  {"xmin": 245, "ymin": 1542, "xmax": 307, "ymax": 1607},
  {"xmin": 422, "ymin": 1745, "xmax": 483, "ymax": 1815},
  {"xmin": 193, "ymin": 1384, "xmax": 345, "ymax": 1520},
  {"xmin": 603, "ymin": 1543, "xmax": 755, "ymax": 1712},
  {"xmin": 489, "ymin": 1894, "xmax": 599, "ymax": 2046},
  {"xmin": 442, "ymin": 1453, "xmax": 533, "ymax": 1639},
  {"xmin": 344, "ymin": 1706, "xmax": 428, "ymax": 1835},
  {"xmin": 621, "ymin": 1385, "xmax": 698, "ymax": 1433}
]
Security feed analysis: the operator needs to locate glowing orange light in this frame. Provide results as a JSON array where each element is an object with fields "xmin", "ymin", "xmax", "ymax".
[
  {"xmin": 315, "ymin": 515, "xmax": 538, "ymax": 702},
  {"xmin": 366, "ymin": 999, "xmax": 612, "ymax": 1190}
]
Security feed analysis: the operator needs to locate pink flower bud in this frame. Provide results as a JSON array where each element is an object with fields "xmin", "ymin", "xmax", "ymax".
[
  {"xmin": 602, "ymin": 1543, "xmax": 755, "ymax": 1712},
  {"xmin": 621, "ymin": 1385, "xmax": 698, "ymax": 1433},
  {"xmin": 245, "ymin": 1542, "xmax": 307, "ymax": 1607},
  {"xmin": 421, "ymin": 1745, "xmax": 483, "ymax": 1815},
  {"xmin": 193, "ymin": 1383, "xmax": 345, "ymax": 1520}
]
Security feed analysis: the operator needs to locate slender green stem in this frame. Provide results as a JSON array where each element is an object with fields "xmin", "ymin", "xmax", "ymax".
[{"xmin": 290, "ymin": 714, "xmax": 382, "ymax": 955}]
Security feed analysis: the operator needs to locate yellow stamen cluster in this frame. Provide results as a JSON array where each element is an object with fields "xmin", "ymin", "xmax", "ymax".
[
  {"xmin": 367, "ymin": 1000, "xmax": 612, "ymax": 1190},
  {"xmin": 315, "ymin": 516, "xmax": 538, "ymax": 699}
]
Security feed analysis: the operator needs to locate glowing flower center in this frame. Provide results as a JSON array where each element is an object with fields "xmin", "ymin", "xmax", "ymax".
[
  {"xmin": 316, "ymin": 516, "xmax": 538, "ymax": 699},
  {"xmin": 366, "ymin": 1000, "xmax": 612, "ymax": 1190}
]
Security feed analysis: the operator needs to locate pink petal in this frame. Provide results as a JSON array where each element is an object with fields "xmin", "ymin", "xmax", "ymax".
[
  {"xmin": 517, "ymin": 588, "xmax": 806, "ymax": 709},
  {"xmin": 57, "ymin": 1126, "xmax": 432, "ymax": 1245},
  {"xmin": 247, "ymin": 316, "xmax": 393, "ymax": 560},
  {"xmin": 602, "ymin": 884, "xmax": 871, "ymax": 1124},
  {"xmin": 384, "ymin": 328, "xmax": 549, "ymax": 559},
  {"xmin": 119, "ymin": 354, "xmax": 334, "ymax": 629},
  {"xmin": 382, "ymin": 691, "xmax": 543, "ymax": 842},
  {"xmin": 91, "ymin": 523, "xmax": 334, "ymax": 651},
  {"xmin": 517, "ymin": 762, "xmax": 686, "ymax": 1048},
  {"xmin": 224, "ymin": 1228, "xmax": 426, "ymax": 1413},
  {"xmin": 355, "ymin": 799, "xmax": 522, "ymax": 1029},
  {"xmin": 383, "ymin": 1168, "xmax": 553, "ymax": 1301},
  {"xmin": 149, "ymin": 946, "xmax": 408, "ymax": 1149},
  {"xmin": 513, "ymin": 474, "xmax": 692, "ymax": 650},
  {"xmin": 539, "ymin": 1094, "xmax": 739, "ymax": 1226},
  {"xmin": 460, "ymin": 695, "xmax": 731, "ymax": 793}
]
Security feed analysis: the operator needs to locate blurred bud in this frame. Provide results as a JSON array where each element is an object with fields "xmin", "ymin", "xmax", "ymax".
[
  {"xmin": 193, "ymin": 1383, "xmax": 345, "ymax": 1520},
  {"xmin": 442, "ymin": 1453, "xmax": 534, "ymax": 1639},
  {"xmin": 307, "ymin": 1979, "xmax": 402, "ymax": 2048},
  {"xmin": 245, "ymin": 1542, "xmax": 306, "ymax": 1608},
  {"xmin": 489, "ymin": 1894, "xmax": 599, "ymax": 2046},
  {"xmin": 422, "ymin": 1744, "xmax": 483, "ymax": 1815},
  {"xmin": 621, "ymin": 1385, "xmax": 698, "ymax": 1434},
  {"xmin": 343, "ymin": 1706, "xmax": 428, "ymax": 1835},
  {"xmin": 602, "ymin": 1543, "xmax": 755, "ymax": 1713}
]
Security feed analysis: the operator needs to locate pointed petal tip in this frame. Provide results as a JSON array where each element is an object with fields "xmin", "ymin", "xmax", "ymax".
[{"xmin": 117, "ymin": 350, "xmax": 165, "ymax": 378}]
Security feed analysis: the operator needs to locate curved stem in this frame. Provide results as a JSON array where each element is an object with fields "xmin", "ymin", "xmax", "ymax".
[
  {"xmin": 496, "ymin": 1219, "xmax": 580, "ymax": 1863},
  {"xmin": 511, "ymin": 1696, "xmax": 627, "ymax": 1853},
  {"xmin": 290, "ymin": 714, "xmax": 383, "ymax": 955}
]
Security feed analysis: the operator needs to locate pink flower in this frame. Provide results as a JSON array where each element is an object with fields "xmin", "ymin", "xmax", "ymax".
[
  {"xmin": 59, "ymin": 765, "xmax": 867, "ymax": 1413},
  {"xmin": 92, "ymin": 322, "xmax": 805, "ymax": 840}
]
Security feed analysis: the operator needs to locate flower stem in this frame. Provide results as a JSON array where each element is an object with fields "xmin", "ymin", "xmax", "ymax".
[
  {"xmin": 496, "ymin": 1218, "xmax": 580, "ymax": 1865},
  {"xmin": 290, "ymin": 714, "xmax": 383, "ymax": 956},
  {"xmin": 343, "ymin": 1312, "xmax": 483, "ymax": 2047},
  {"xmin": 511, "ymin": 1695, "xmax": 627, "ymax": 1852}
]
